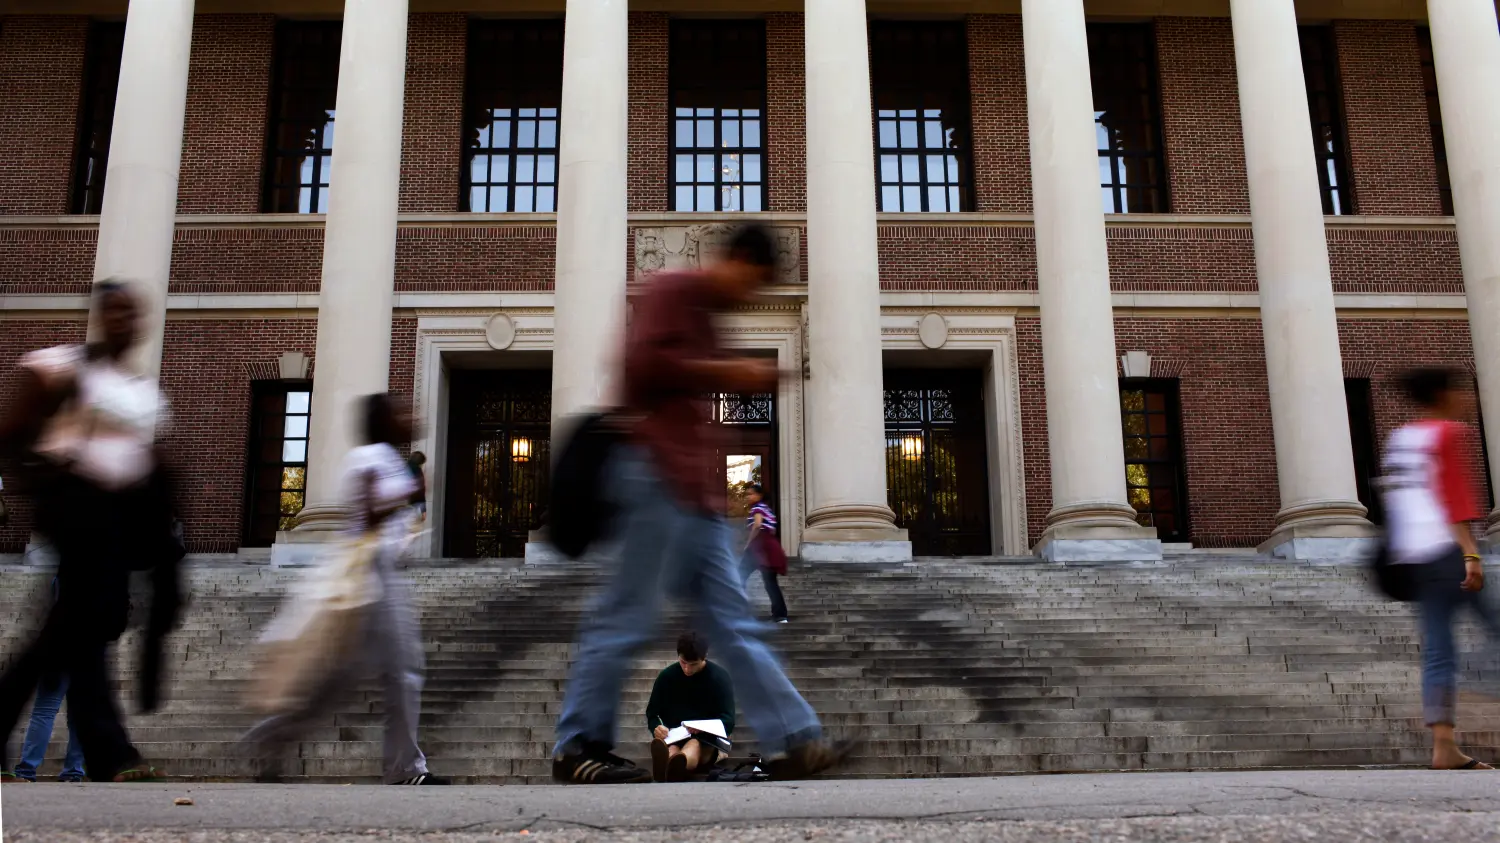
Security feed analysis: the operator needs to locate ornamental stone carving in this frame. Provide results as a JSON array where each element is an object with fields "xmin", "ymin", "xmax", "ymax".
[{"xmin": 635, "ymin": 224, "xmax": 801, "ymax": 284}]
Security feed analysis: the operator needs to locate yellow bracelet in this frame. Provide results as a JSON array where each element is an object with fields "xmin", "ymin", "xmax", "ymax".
[{"xmin": 1465, "ymin": 553, "xmax": 1483, "ymax": 562}]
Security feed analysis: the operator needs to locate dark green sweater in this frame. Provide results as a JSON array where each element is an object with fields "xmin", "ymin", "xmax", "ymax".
[{"xmin": 645, "ymin": 661, "xmax": 736, "ymax": 735}]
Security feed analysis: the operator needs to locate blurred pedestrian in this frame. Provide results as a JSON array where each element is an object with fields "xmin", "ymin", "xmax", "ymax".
[
  {"xmin": 741, "ymin": 484, "xmax": 788, "ymax": 623},
  {"xmin": 8, "ymin": 578, "xmax": 85, "ymax": 783},
  {"xmin": 0, "ymin": 280, "xmax": 180, "ymax": 784},
  {"xmin": 407, "ymin": 451, "xmax": 428, "ymax": 520},
  {"xmin": 1382, "ymin": 367, "xmax": 1500, "ymax": 770},
  {"xmin": 551, "ymin": 224, "xmax": 853, "ymax": 784},
  {"xmin": 243, "ymin": 394, "xmax": 448, "ymax": 785}
]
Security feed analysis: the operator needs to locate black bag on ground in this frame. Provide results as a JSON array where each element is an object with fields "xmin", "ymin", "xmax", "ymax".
[
  {"xmin": 547, "ymin": 411, "xmax": 630, "ymax": 559},
  {"xmin": 1369, "ymin": 534, "xmax": 1418, "ymax": 602}
]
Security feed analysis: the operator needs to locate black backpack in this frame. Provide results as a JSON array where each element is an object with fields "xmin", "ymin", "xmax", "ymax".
[{"xmin": 547, "ymin": 411, "xmax": 630, "ymax": 559}]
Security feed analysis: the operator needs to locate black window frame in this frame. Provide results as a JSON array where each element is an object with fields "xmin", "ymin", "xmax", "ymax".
[
  {"xmin": 869, "ymin": 20, "xmax": 974, "ymax": 213},
  {"xmin": 668, "ymin": 18, "xmax": 768, "ymax": 213},
  {"xmin": 1088, "ymin": 22, "xmax": 1171, "ymax": 214},
  {"xmin": 1344, "ymin": 377, "xmax": 1383, "ymax": 525},
  {"xmin": 242, "ymin": 381, "xmax": 313, "ymax": 547},
  {"xmin": 70, "ymin": 20, "xmax": 126, "ymax": 215},
  {"xmin": 1299, "ymin": 25, "xmax": 1355, "ymax": 216},
  {"xmin": 1119, "ymin": 378, "xmax": 1191, "ymax": 544},
  {"xmin": 461, "ymin": 18, "xmax": 564, "ymax": 214},
  {"xmin": 1416, "ymin": 27, "xmax": 1453, "ymax": 216},
  {"xmin": 262, "ymin": 20, "xmax": 342, "ymax": 214}
]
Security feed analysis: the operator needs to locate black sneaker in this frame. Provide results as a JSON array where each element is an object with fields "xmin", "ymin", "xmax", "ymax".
[
  {"xmin": 553, "ymin": 745, "xmax": 652, "ymax": 784},
  {"xmin": 766, "ymin": 739, "xmax": 858, "ymax": 781},
  {"xmin": 391, "ymin": 773, "xmax": 451, "ymax": 785}
]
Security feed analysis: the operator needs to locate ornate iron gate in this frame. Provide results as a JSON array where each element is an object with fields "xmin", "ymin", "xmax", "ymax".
[
  {"xmin": 884, "ymin": 370, "xmax": 992, "ymax": 556},
  {"xmin": 444, "ymin": 371, "xmax": 551, "ymax": 558}
]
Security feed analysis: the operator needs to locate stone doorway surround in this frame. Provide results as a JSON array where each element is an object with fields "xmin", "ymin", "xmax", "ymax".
[
  {"xmin": 412, "ymin": 296, "xmax": 807, "ymax": 558},
  {"xmin": 879, "ymin": 301, "xmax": 1030, "ymax": 557}
]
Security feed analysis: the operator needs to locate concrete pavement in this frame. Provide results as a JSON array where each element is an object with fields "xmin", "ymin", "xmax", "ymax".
[{"xmin": 4, "ymin": 770, "xmax": 1500, "ymax": 841}]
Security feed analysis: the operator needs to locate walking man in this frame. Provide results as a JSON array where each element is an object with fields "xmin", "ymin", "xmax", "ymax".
[{"xmin": 551, "ymin": 224, "xmax": 853, "ymax": 784}]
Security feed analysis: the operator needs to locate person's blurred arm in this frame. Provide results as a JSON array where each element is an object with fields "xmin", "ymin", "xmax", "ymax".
[
  {"xmin": 625, "ymin": 295, "xmax": 777, "ymax": 395},
  {"xmin": 1438, "ymin": 424, "xmax": 1485, "ymax": 589}
]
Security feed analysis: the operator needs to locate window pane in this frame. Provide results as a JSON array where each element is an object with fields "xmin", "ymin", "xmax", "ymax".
[
  {"xmin": 696, "ymin": 154, "xmax": 715, "ymax": 182},
  {"xmin": 283, "ymin": 415, "xmax": 309, "ymax": 438},
  {"xmin": 697, "ymin": 185, "xmax": 714, "ymax": 209},
  {"xmin": 461, "ymin": 20, "xmax": 564, "ymax": 215},
  {"xmin": 675, "ymin": 154, "xmax": 694, "ymax": 182},
  {"xmin": 743, "ymin": 119, "xmax": 760, "ymax": 148},
  {"xmin": 471, "ymin": 156, "xmax": 489, "ymax": 184},
  {"xmin": 743, "ymin": 154, "xmax": 762, "ymax": 183},
  {"xmin": 870, "ymin": 21, "xmax": 972, "ymax": 214},
  {"xmin": 723, "ymin": 154, "xmax": 741, "ymax": 182},
  {"xmin": 287, "ymin": 392, "xmax": 311, "ymax": 414},
  {"xmin": 722, "ymin": 184, "xmax": 742, "ymax": 211},
  {"xmin": 697, "ymin": 119, "xmax": 714, "ymax": 147},
  {"xmin": 469, "ymin": 186, "xmax": 487, "ymax": 211},
  {"xmin": 675, "ymin": 185, "xmax": 695, "ymax": 210},
  {"xmin": 744, "ymin": 185, "xmax": 762, "ymax": 212},
  {"xmin": 723, "ymin": 120, "xmax": 740, "ymax": 147},
  {"xmin": 536, "ymin": 186, "xmax": 555, "ymax": 212},
  {"xmin": 676, "ymin": 120, "xmax": 694, "ymax": 147},
  {"xmin": 283, "ymin": 440, "xmax": 307, "ymax": 463}
]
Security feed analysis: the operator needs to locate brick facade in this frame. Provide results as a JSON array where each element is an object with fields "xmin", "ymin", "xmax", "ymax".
[
  {"xmin": 967, "ymin": 15, "xmax": 1031, "ymax": 214},
  {"xmin": 399, "ymin": 13, "xmax": 466, "ymax": 214},
  {"xmin": 1334, "ymin": 20, "xmax": 1443, "ymax": 217},
  {"xmin": 766, "ymin": 12, "xmax": 807, "ymax": 213},
  {"xmin": 178, "ymin": 15, "xmax": 275, "ymax": 215},
  {"xmin": 0, "ymin": 12, "xmax": 1489, "ymax": 555},
  {"xmin": 0, "ymin": 17, "xmax": 88, "ymax": 215},
  {"xmin": 1156, "ymin": 18, "xmax": 1250, "ymax": 215},
  {"xmin": 627, "ymin": 12, "xmax": 668, "ymax": 213}
]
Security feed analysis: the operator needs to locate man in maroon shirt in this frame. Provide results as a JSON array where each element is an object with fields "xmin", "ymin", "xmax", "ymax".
[{"xmin": 552, "ymin": 225, "xmax": 854, "ymax": 784}]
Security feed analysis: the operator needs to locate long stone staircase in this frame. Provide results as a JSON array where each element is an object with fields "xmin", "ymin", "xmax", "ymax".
[{"xmin": 3, "ymin": 552, "xmax": 1500, "ymax": 783}]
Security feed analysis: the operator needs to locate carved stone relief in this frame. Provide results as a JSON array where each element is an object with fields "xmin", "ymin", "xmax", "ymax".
[{"xmin": 635, "ymin": 224, "xmax": 801, "ymax": 285}]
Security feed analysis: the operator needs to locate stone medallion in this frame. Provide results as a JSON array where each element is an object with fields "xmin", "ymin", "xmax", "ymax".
[
  {"xmin": 485, "ymin": 313, "xmax": 516, "ymax": 350},
  {"xmin": 918, "ymin": 312, "xmax": 949, "ymax": 349}
]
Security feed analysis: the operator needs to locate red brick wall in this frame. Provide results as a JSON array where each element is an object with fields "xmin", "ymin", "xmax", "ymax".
[
  {"xmin": 171, "ymin": 228, "xmax": 323, "ymax": 293},
  {"xmin": 1339, "ymin": 318, "xmax": 1491, "ymax": 504},
  {"xmin": 880, "ymin": 224, "xmax": 1036, "ymax": 291},
  {"xmin": 0, "ymin": 228, "xmax": 97, "ymax": 294},
  {"xmin": 399, "ymin": 13, "xmax": 465, "ymax": 214},
  {"xmin": 1328, "ymin": 227, "xmax": 1462, "ymax": 293},
  {"xmin": 1334, "ymin": 21, "xmax": 1442, "ymax": 217},
  {"xmin": 967, "ymin": 15, "xmax": 1030, "ymax": 214},
  {"xmin": 159, "ymin": 318, "xmax": 318, "ymax": 552},
  {"xmin": 628, "ymin": 12, "xmax": 668, "ymax": 213},
  {"xmin": 1156, "ymin": 17, "xmax": 1250, "ymax": 215},
  {"xmin": 389, "ymin": 315, "xmax": 417, "ymax": 407},
  {"xmin": 1114, "ymin": 318, "xmax": 1279, "ymax": 548},
  {"xmin": 394, "ymin": 225, "xmax": 556, "ymax": 291},
  {"xmin": 0, "ymin": 319, "xmax": 87, "ymax": 552},
  {"xmin": 0, "ymin": 17, "xmax": 88, "ymax": 215},
  {"xmin": 766, "ymin": 12, "xmax": 806, "ymax": 213},
  {"xmin": 177, "ymin": 15, "xmax": 274, "ymax": 215},
  {"xmin": 1015, "ymin": 317, "xmax": 1049, "ymax": 545}
]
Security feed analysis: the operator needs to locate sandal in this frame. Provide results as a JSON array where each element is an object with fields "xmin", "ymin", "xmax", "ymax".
[
  {"xmin": 112, "ymin": 765, "xmax": 165, "ymax": 783},
  {"xmin": 1433, "ymin": 758, "xmax": 1494, "ymax": 770}
]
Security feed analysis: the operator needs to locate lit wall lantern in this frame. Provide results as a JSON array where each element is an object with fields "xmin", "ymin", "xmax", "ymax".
[
  {"xmin": 900, "ymin": 435, "xmax": 923, "ymax": 461},
  {"xmin": 511, "ymin": 437, "xmax": 533, "ymax": 463}
]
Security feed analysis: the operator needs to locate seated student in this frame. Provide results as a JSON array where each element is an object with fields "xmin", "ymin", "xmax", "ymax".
[{"xmin": 646, "ymin": 632, "xmax": 735, "ymax": 782}]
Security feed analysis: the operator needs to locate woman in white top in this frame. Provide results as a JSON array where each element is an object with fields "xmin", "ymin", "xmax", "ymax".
[
  {"xmin": 244, "ymin": 394, "xmax": 447, "ymax": 785},
  {"xmin": 0, "ymin": 281, "xmax": 181, "ymax": 784}
]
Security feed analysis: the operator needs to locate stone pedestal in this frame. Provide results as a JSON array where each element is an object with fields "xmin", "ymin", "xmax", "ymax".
[
  {"xmin": 1229, "ymin": 0, "xmax": 1372, "ymax": 561},
  {"xmin": 1021, "ymin": 0, "xmax": 1160, "ymax": 563}
]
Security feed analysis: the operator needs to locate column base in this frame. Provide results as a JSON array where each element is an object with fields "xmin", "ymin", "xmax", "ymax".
[
  {"xmin": 269, "ymin": 530, "xmax": 339, "ymax": 568},
  {"xmin": 1258, "ymin": 500, "xmax": 1375, "ymax": 562},
  {"xmin": 1258, "ymin": 525, "xmax": 1377, "ymax": 562},
  {"xmin": 800, "ymin": 504, "xmax": 912, "ymax": 563},
  {"xmin": 525, "ymin": 530, "xmax": 566, "ymax": 564},
  {"xmin": 1034, "ymin": 523, "xmax": 1163, "ymax": 564}
]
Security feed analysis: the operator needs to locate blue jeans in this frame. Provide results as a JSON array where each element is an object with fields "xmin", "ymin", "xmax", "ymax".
[
  {"xmin": 13, "ymin": 673, "xmax": 84, "ymax": 780},
  {"xmin": 555, "ymin": 449, "xmax": 821, "ymax": 757},
  {"xmin": 1416, "ymin": 549, "xmax": 1500, "ymax": 726}
]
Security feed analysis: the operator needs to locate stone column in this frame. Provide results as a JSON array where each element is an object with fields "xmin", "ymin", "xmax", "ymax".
[
  {"xmin": 91, "ymin": 0, "xmax": 195, "ymax": 377},
  {"xmin": 1022, "ymin": 0, "xmax": 1159, "ymax": 562},
  {"xmin": 1230, "ymin": 0, "xmax": 1371, "ymax": 560},
  {"xmin": 549, "ymin": 0, "xmax": 628, "ymax": 428},
  {"xmin": 799, "ymin": 0, "xmax": 909, "ymax": 563},
  {"xmin": 277, "ymin": 0, "xmax": 409, "ymax": 561},
  {"xmin": 1428, "ymin": 0, "xmax": 1500, "ymax": 543}
]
